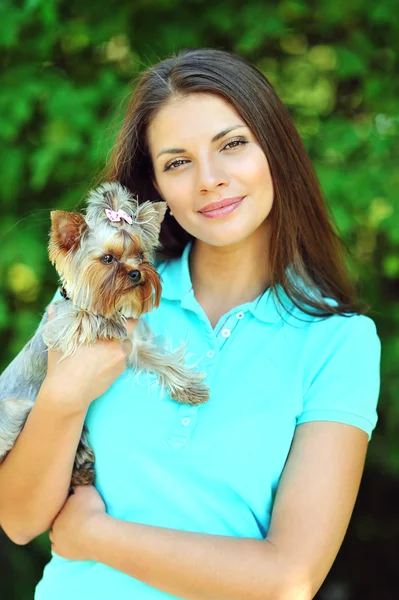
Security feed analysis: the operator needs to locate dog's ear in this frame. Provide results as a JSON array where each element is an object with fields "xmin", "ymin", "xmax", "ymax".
[
  {"xmin": 48, "ymin": 210, "xmax": 88, "ymax": 259},
  {"xmin": 135, "ymin": 201, "xmax": 167, "ymax": 247}
]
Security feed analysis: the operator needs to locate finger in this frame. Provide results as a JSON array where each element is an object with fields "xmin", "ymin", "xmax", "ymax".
[
  {"xmin": 72, "ymin": 484, "xmax": 90, "ymax": 494},
  {"xmin": 125, "ymin": 318, "xmax": 138, "ymax": 336},
  {"xmin": 47, "ymin": 304, "xmax": 55, "ymax": 321},
  {"xmin": 120, "ymin": 338, "xmax": 133, "ymax": 356},
  {"xmin": 75, "ymin": 484, "xmax": 96, "ymax": 496}
]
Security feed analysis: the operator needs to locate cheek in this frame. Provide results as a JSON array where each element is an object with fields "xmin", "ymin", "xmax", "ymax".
[
  {"xmin": 240, "ymin": 149, "xmax": 272, "ymax": 190},
  {"xmin": 158, "ymin": 175, "xmax": 192, "ymax": 211},
  {"xmin": 245, "ymin": 158, "xmax": 274, "ymax": 219}
]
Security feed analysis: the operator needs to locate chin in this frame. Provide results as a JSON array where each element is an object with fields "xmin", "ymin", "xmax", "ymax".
[{"xmin": 196, "ymin": 222, "xmax": 264, "ymax": 248}]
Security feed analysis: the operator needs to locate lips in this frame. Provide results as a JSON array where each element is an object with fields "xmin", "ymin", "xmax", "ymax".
[{"xmin": 199, "ymin": 196, "xmax": 245, "ymax": 213}]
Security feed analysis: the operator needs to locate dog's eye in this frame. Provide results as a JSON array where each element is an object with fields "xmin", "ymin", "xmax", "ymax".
[{"xmin": 100, "ymin": 254, "xmax": 115, "ymax": 264}]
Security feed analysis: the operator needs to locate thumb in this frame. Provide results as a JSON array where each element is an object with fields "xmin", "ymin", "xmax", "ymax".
[
  {"xmin": 125, "ymin": 318, "xmax": 139, "ymax": 336},
  {"xmin": 120, "ymin": 338, "xmax": 133, "ymax": 356},
  {"xmin": 47, "ymin": 303, "xmax": 56, "ymax": 321}
]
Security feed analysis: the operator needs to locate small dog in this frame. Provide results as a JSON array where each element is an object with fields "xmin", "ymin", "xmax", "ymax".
[{"xmin": 0, "ymin": 182, "xmax": 209, "ymax": 487}]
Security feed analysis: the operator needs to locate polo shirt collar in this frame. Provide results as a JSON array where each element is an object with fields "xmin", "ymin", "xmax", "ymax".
[{"xmin": 160, "ymin": 242, "xmax": 293, "ymax": 324}]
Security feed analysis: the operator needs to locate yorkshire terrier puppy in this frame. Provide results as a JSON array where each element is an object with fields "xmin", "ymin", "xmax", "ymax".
[{"xmin": 0, "ymin": 182, "xmax": 209, "ymax": 487}]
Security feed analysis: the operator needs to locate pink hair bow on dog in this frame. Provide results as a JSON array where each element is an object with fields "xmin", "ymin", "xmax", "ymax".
[{"xmin": 105, "ymin": 208, "xmax": 133, "ymax": 225}]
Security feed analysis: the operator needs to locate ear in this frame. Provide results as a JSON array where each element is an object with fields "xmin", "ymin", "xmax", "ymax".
[
  {"xmin": 49, "ymin": 210, "xmax": 88, "ymax": 253},
  {"xmin": 135, "ymin": 201, "xmax": 167, "ymax": 247}
]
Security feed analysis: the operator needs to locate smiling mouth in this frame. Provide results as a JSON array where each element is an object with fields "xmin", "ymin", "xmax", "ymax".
[
  {"xmin": 199, "ymin": 196, "xmax": 245, "ymax": 213},
  {"xmin": 198, "ymin": 197, "xmax": 245, "ymax": 218}
]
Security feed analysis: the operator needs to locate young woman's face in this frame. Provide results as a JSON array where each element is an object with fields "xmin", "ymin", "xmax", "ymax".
[{"xmin": 147, "ymin": 93, "xmax": 274, "ymax": 247}]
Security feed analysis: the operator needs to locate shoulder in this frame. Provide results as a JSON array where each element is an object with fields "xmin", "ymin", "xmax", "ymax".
[
  {"xmin": 305, "ymin": 309, "xmax": 379, "ymax": 346},
  {"xmin": 285, "ymin": 290, "xmax": 380, "ymax": 349},
  {"xmin": 298, "ymin": 306, "xmax": 381, "ymax": 379},
  {"xmin": 278, "ymin": 290, "xmax": 381, "ymax": 376}
]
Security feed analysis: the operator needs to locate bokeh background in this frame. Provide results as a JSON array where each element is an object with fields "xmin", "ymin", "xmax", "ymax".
[{"xmin": 0, "ymin": 0, "xmax": 398, "ymax": 598}]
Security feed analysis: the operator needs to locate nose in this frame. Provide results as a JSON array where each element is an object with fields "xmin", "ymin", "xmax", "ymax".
[
  {"xmin": 197, "ymin": 157, "xmax": 228, "ymax": 193},
  {"xmin": 128, "ymin": 269, "xmax": 141, "ymax": 284}
]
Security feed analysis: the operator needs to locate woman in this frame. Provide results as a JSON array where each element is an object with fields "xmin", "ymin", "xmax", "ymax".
[{"xmin": 0, "ymin": 48, "xmax": 380, "ymax": 599}]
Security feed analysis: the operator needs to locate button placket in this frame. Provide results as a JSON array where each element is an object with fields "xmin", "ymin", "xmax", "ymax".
[
  {"xmin": 215, "ymin": 312, "xmax": 243, "ymax": 349},
  {"xmin": 166, "ymin": 405, "xmax": 199, "ymax": 449}
]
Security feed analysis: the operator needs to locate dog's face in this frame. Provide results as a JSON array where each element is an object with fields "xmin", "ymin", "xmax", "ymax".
[{"xmin": 48, "ymin": 182, "xmax": 167, "ymax": 318}]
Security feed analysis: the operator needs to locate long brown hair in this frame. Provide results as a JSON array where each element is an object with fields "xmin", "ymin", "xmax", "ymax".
[{"xmin": 99, "ymin": 48, "xmax": 366, "ymax": 319}]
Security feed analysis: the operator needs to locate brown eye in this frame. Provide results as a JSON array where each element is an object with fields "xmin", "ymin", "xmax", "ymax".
[{"xmin": 100, "ymin": 254, "xmax": 115, "ymax": 264}]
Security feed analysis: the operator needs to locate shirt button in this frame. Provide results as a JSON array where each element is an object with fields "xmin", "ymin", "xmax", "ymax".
[
  {"xmin": 181, "ymin": 417, "xmax": 191, "ymax": 426},
  {"xmin": 206, "ymin": 349, "xmax": 215, "ymax": 358},
  {"xmin": 221, "ymin": 328, "xmax": 231, "ymax": 338},
  {"xmin": 236, "ymin": 311, "xmax": 244, "ymax": 319}
]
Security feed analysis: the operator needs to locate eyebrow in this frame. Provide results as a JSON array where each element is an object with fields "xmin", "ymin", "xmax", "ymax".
[{"xmin": 155, "ymin": 125, "xmax": 247, "ymax": 160}]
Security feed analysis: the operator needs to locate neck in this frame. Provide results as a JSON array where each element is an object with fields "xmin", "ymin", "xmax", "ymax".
[{"xmin": 189, "ymin": 221, "xmax": 271, "ymax": 320}]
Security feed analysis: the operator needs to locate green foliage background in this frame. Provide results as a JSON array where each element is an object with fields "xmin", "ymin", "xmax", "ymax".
[{"xmin": 0, "ymin": 0, "xmax": 398, "ymax": 598}]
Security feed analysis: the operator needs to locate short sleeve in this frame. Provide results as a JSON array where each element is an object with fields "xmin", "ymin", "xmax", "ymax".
[{"xmin": 297, "ymin": 314, "xmax": 381, "ymax": 441}]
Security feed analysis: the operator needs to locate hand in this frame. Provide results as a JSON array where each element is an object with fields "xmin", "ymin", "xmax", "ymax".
[
  {"xmin": 43, "ymin": 304, "xmax": 138, "ymax": 411},
  {"xmin": 49, "ymin": 485, "xmax": 107, "ymax": 561}
]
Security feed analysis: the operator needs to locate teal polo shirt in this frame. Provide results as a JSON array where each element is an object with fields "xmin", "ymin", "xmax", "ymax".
[{"xmin": 35, "ymin": 242, "xmax": 381, "ymax": 600}]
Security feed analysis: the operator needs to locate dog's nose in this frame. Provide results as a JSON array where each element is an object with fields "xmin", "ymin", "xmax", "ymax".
[{"xmin": 128, "ymin": 269, "xmax": 141, "ymax": 283}]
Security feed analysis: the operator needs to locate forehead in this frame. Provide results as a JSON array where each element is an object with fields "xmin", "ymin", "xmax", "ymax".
[
  {"xmin": 90, "ymin": 226, "xmax": 143, "ymax": 259},
  {"xmin": 147, "ymin": 94, "xmax": 246, "ymax": 153}
]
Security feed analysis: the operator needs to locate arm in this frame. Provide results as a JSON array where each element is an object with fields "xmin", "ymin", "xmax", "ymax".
[
  {"xmin": 89, "ymin": 519, "xmax": 291, "ymax": 600},
  {"xmin": 266, "ymin": 421, "xmax": 369, "ymax": 597},
  {"xmin": 0, "ymin": 306, "xmax": 137, "ymax": 545},
  {"xmin": 0, "ymin": 304, "xmax": 86, "ymax": 544},
  {"xmin": 0, "ymin": 382, "xmax": 87, "ymax": 545},
  {"xmin": 62, "ymin": 421, "xmax": 367, "ymax": 600}
]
